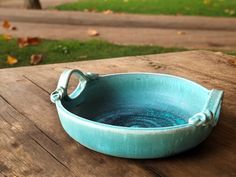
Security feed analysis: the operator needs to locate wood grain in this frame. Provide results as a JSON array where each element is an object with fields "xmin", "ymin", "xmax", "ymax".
[{"xmin": 0, "ymin": 50, "xmax": 235, "ymax": 177}]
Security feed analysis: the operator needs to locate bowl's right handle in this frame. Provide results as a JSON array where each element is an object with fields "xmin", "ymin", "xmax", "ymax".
[
  {"xmin": 204, "ymin": 89, "xmax": 224, "ymax": 124},
  {"xmin": 188, "ymin": 89, "xmax": 224, "ymax": 127},
  {"xmin": 50, "ymin": 69, "xmax": 98, "ymax": 103}
]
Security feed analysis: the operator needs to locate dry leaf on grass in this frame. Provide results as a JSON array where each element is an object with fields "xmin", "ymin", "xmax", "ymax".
[
  {"xmin": 7, "ymin": 55, "xmax": 18, "ymax": 65},
  {"xmin": 17, "ymin": 37, "xmax": 29, "ymax": 48},
  {"xmin": 87, "ymin": 29, "xmax": 99, "ymax": 36},
  {"xmin": 30, "ymin": 54, "xmax": 43, "ymax": 65},
  {"xmin": 2, "ymin": 34, "xmax": 12, "ymax": 41},
  {"xmin": 27, "ymin": 37, "xmax": 41, "ymax": 45},
  {"xmin": 2, "ymin": 20, "xmax": 11, "ymax": 29},
  {"xmin": 17, "ymin": 37, "xmax": 41, "ymax": 48},
  {"xmin": 103, "ymin": 10, "xmax": 113, "ymax": 14}
]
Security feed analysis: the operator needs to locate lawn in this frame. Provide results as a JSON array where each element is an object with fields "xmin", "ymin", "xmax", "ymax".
[
  {"xmin": 56, "ymin": 0, "xmax": 236, "ymax": 17},
  {"xmin": 0, "ymin": 38, "xmax": 185, "ymax": 69}
]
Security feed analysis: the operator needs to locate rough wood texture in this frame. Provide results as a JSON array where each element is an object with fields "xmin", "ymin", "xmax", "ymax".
[{"xmin": 0, "ymin": 51, "xmax": 235, "ymax": 177}]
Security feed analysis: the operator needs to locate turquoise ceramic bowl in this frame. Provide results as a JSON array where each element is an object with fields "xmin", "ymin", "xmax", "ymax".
[{"xmin": 51, "ymin": 69, "xmax": 223, "ymax": 159}]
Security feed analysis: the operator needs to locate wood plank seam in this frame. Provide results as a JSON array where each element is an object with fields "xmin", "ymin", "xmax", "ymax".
[
  {"xmin": 0, "ymin": 97, "xmax": 76, "ymax": 177},
  {"xmin": 0, "ymin": 94, "xmax": 60, "ymax": 148},
  {"xmin": 143, "ymin": 166, "xmax": 168, "ymax": 177},
  {"xmin": 0, "ymin": 114, "xmax": 12, "ymax": 126},
  {"xmin": 1, "ymin": 94, "xmax": 59, "ymax": 146},
  {"xmin": 34, "ymin": 124, "xmax": 59, "ymax": 145},
  {"xmin": 29, "ymin": 136, "xmax": 73, "ymax": 173},
  {"xmin": 0, "ymin": 95, "xmax": 29, "ymax": 120},
  {"xmin": 22, "ymin": 75, "xmax": 51, "ymax": 95}
]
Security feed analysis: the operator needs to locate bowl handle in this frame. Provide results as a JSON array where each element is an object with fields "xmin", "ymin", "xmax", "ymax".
[
  {"xmin": 50, "ymin": 69, "xmax": 98, "ymax": 103},
  {"xmin": 188, "ymin": 89, "xmax": 223, "ymax": 127}
]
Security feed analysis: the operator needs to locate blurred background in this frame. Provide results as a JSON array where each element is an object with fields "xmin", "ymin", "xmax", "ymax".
[{"xmin": 0, "ymin": 0, "xmax": 235, "ymax": 68}]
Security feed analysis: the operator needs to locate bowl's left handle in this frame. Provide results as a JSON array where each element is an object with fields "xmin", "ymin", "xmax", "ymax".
[{"xmin": 50, "ymin": 69, "xmax": 98, "ymax": 103}]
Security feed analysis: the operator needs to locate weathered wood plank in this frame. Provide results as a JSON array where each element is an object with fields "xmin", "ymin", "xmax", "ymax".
[
  {"xmin": 0, "ymin": 94, "xmax": 156, "ymax": 177},
  {"xmin": 0, "ymin": 97, "xmax": 75, "ymax": 177},
  {"xmin": 0, "ymin": 50, "xmax": 235, "ymax": 177}
]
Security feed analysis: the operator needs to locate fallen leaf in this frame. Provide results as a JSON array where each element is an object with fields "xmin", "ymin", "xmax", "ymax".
[
  {"xmin": 27, "ymin": 37, "xmax": 41, "ymax": 45},
  {"xmin": 177, "ymin": 31, "xmax": 186, "ymax": 35},
  {"xmin": 2, "ymin": 34, "xmax": 12, "ymax": 41},
  {"xmin": 17, "ymin": 37, "xmax": 41, "ymax": 48},
  {"xmin": 2, "ymin": 20, "xmax": 11, "ymax": 29},
  {"xmin": 30, "ymin": 54, "xmax": 43, "ymax": 65},
  {"xmin": 10, "ymin": 26, "xmax": 17, "ymax": 30},
  {"xmin": 87, "ymin": 29, "xmax": 99, "ymax": 36},
  {"xmin": 103, "ymin": 9, "xmax": 113, "ymax": 14},
  {"xmin": 17, "ymin": 37, "xmax": 28, "ymax": 48},
  {"xmin": 7, "ymin": 55, "xmax": 18, "ymax": 65},
  {"xmin": 227, "ymin": 58, "xmax": 236, "ymax": 66}
]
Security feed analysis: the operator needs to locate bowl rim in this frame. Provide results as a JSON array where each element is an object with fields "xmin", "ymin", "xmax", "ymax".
[{"xmin": 55, "ymin": 72, "xmax": 213, "ymax": 132}]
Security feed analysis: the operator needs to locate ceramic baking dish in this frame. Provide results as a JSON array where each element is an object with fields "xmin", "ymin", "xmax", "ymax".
[{"xmin": 51, "ymin": 69, "xmax": 223, "ymax": 159}]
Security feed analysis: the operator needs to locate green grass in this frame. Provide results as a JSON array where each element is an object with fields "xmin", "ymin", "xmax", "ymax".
[
  {"xmin": 56, "ymin": 0, "xmax": 236, "ymax": 17},
  {"xmin": 0, "ymin": 38, "xmax": 185, "ymax": 69},
  {"xmin": 227, "ymin": 51, "xmax": 236, "ymax": 56}
]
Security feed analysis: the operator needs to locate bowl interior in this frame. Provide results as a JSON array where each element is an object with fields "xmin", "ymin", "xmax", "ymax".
[{"xmin": 62, "ymin": 74, "xmax": 208, "ymax": 128}]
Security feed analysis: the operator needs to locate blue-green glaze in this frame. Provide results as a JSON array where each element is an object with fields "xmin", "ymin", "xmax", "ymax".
[{"xmin": 51, "ymin": 69, "xmax": 223, "ymax": 159}]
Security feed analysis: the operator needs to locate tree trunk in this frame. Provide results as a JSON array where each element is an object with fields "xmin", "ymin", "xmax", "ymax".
[{"xmin": 24, "ymin": 0, "xmax": 42, "ymax": 9}]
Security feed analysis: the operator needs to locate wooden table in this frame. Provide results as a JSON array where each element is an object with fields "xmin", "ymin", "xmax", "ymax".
[{"xmin": 0, "ymin": 51, "xmax": 235, "ymax": 177}]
